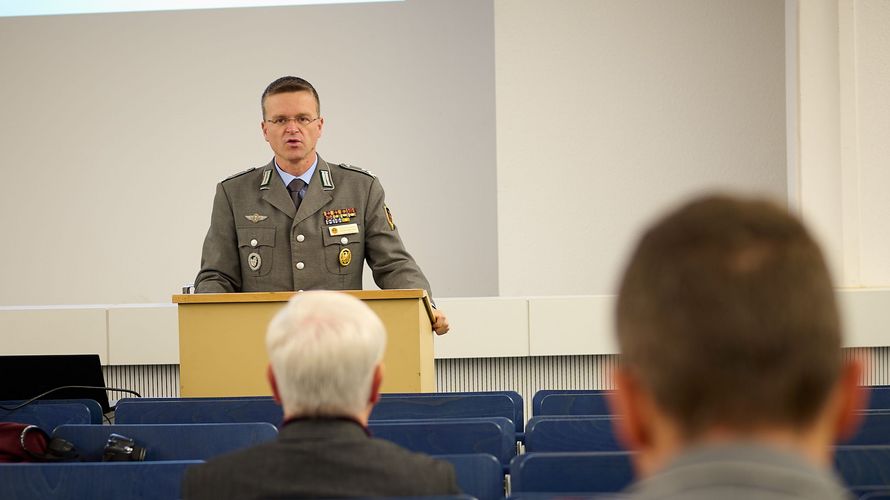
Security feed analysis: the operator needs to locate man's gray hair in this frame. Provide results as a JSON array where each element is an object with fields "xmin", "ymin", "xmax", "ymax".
[{"xmin": 266, "ymin": 291, "xmax": 386, "ymax": 417}]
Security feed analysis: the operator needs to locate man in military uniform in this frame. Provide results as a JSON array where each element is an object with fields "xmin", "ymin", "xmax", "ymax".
[{"xmin": 195, "ymin": 76, "xmax": 449, "ymax": 334}]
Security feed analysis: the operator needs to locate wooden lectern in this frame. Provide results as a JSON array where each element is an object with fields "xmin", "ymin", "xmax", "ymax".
[{"xmin": 172, "ymin": 290, "xmax": 435, "ymax": 397}]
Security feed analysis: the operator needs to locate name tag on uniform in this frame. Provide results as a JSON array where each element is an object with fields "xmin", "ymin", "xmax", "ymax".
[{"xmin": 329, "ymin": 223, "xmax": 359, "ymax": 236}]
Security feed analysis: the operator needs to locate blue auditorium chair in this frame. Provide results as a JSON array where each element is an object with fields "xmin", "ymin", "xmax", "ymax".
[
  {"xmin": 0, "ymin": 460, "xmax": 201, "ymax": 500},
  {"xmin": 0, "ymin": 402, "xmax": 91, "ymax": 432},
  {"xmin": 844, "ymin": 411, "xmax": 890, "ymax": 445},
  {"xmin": 835, "ymin": 445, "xmax": 890, "ymax": 488},
  {"xmin": 1, "ymin": 399, "xmax": 104, "ymax": 424},
  {"xmin": 509, "ymin": 451, "xmax": 635, "ymax": 494},
  {"xmin": 524, "ymin": 415, "xmax": 624, "ymax": 452},
  {"xmin": 867, "ymin": 386, "xmax": 890, "ymax": 411},
  {"xmin": 531, "ymin": 390, "xmax": 613, "ymax": 417},
  {"xmin": 510, "ymin": 451, "xmax": 634, "ymax": 495},
  {"xmin": 852, "ymin": 487, "xmax": 890, "ymax": 499},
  {"xmin": 372, "ymin": 391, "xmax": 524, "ymax": 439},
  {"xmin": 370, "ymin": 417, "xmax": 516, "ymax": 467},
  {"xmin": 436, "ymin": 453, "xmax": 505, "ymax": 500},
  {"xmin": 114, "ymin": 398, "xmax": 283, "ymax": 426},
  {"xmin": 360, "ymin": 497, "xmax": 477, "ymax": 500},
  {"xmin": 52, "ymin": 422, "xmax": 277, "ymax": 461},
  {"xmin": 116, "ymin": 396, "xmax": 274, "ymax": 403}
]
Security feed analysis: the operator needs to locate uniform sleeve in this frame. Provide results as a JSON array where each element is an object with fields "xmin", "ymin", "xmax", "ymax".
[
  {"xmin": 362, "ymin": 177, "xmax": 435, "ymax": 300},
  {"xmin": 194, "ymin": 183, "xmax": 242, "ymax": 293}
]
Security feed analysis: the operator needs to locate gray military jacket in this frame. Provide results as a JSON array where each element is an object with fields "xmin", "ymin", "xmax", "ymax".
[{"xmin": 194, "ymin": 156, "xmax": 433, "ymax": 297}]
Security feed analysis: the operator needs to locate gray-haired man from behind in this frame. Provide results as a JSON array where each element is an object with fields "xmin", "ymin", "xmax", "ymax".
[
  {"xmin": 182, "ymin": 291, "xmax": 460, "ymax": 499},
  {"xmin": 611, "ymin": 194, "xmax": 867, "ymax": 499}
]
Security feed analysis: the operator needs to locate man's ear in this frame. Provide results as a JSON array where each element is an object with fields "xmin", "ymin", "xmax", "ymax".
[
  {"xmin": 369, "ymin": 363, "xmax": 384, "ymax": 405},
  {"xmin": 267, "ymin": 365, "xmax": 282, "ymax": 405},
  {"xmin": 833, "ymin": 359, "xmax": 867, "ymax": 443},
  {"xmin": 610, "ymin": 367, "xmax": 655, "ymax": 451}
]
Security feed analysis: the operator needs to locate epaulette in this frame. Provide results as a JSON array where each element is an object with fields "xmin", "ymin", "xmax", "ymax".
[
  {"xmin": 222, "ymin": 167, "xmax": 256, "ymax": 182},
  {"xmin": 339, "ymin": 163, "xmax": 376, "ymax": 178}
]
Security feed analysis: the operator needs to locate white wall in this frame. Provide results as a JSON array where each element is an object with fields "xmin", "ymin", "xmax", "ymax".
[
  {"xmin": 0, "ymin": 0, "xmax": 791, "ymax": 307},
  {"xmin": 854, "ymin": 0, "xmax": 890, "ymax": 287},
  {"xmin": 494, "ymin": 0, "xmax": 787, "ymax": 296},
  {"xmin": 795, "ymin": 0, "xmax": 890, "ymax": 291},
  {"xmin": 0, "ymin": 0, "xmax": 498, "ymax": 305},
  {"xmin": 5, "ymin": 1, "xmax": 888, "ymax": 362}
]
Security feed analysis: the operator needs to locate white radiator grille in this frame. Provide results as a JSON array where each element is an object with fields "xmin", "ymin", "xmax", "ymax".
[{"xmin": 103, "ymin": 364, "xmax": 180, "ymax": 402}]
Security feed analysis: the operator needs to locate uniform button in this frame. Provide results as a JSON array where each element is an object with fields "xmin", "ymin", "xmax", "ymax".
[
  {"xmin": 250, "ymin": 239, "xmax": 258, "ymax": 247},
  {"xmin": 340, "ymin": 237, "xmax": 348, "ymax": 245},
  {"xmin": 296, "ymin": 234, "xmax": 305, "ymax": 242},
  {"xmin": 296, "ymin": 262, "xmax": 305, "ymax": 270}
]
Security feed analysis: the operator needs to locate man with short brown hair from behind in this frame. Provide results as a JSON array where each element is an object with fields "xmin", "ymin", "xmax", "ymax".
[{"xmin": 611, "ymin": 194, "xmax": 866, "ymax": 499}]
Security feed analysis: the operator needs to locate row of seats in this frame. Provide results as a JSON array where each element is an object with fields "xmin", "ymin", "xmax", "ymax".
[
  {"xmin": 510, "ymin": 447, "xmax": 890, "ymax": 497},
  {"xmin": 8, "ymin": 385, "xmax": 890, "ymax": 432},
  {"xmin": 8, "ymin": 397, "xmax": 890, "ymax": 454},
  {"xmin": 5, "ymin": 389, "xmax": 890, "ymax": 499},
  {"xmin": 0, "ymin": 456, "xmax": 493, "ymax": 500},
  {"xmin": 531, "ymin": 386, "xmax": 890, "ymax": 416},
  {"xmin": 3, "ymin": 447, "xmax": 888, "ymax": 499}
]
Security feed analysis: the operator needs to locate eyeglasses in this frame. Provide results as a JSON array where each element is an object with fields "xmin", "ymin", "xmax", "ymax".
[{"xmin": 265, "ymin": 116, "xmax": 321, "ymax": 128}]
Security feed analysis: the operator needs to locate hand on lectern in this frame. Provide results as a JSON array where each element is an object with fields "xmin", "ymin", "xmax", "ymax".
[{"xmin": 432, "ymin": 309, "xmax": 450, "ymax": 335}]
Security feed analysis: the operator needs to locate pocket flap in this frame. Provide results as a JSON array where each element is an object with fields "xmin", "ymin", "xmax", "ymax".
[{"xmin": 237, "ymin": 227, "xmax": 276, "ymax": 248}]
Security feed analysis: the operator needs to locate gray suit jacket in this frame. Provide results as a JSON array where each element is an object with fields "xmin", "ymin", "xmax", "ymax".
[
  {"xmin": 182, "ymin": 418, "xmax": 460, "ymax": 499},
  {"xmin": 625, "ymin": 443, "xmax": 852, "ymax": 500},
  {"xmin": 195, "ymin": 156, "xmax": 433, "ymax": 297}
]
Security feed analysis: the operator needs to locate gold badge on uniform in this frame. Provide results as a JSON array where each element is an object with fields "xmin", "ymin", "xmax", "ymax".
[
  {"xmin": 384, "ymin": 204, "xmax": 395, "ymax": 230},
  {"xmin": 339, "ymin": 248, "xmax": 352, "ymax": 267}
]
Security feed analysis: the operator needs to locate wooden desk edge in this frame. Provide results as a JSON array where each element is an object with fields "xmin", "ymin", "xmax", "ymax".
[{"xmin": 172, "ymin": 289, "xmax": 435, "ymax": 323}]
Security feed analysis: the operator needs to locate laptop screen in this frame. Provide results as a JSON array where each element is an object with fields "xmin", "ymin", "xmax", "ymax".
[{"xmin": 0, "ymin": 354, "xmax": 111, "ymax": 413}]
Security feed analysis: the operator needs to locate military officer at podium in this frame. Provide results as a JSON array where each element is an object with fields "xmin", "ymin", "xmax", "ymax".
[{"xmin": 194, "ymin": 76, "xmax": 449, "ymax": 335}]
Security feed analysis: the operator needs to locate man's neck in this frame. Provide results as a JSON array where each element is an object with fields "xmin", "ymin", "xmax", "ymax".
[
  {"xmin": 276, "ymin": 152, "xmax": 316, "ymax": 177},
  {"xmin": 640, "ymin": 424, "xmax": 834, "ymax": 478}
]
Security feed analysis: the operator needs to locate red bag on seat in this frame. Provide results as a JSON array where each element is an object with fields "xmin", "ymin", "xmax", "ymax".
[{"xmin": 0, "ymin": 422, "xmax": 77, "ymax": 462}]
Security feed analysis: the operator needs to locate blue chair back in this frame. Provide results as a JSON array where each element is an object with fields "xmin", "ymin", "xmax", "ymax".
[
  {"xmin": 867, "ymin": 387, "xmax": 890, "ymax": 411},
  {"xmin": 0, "ymin": 402, "xmax": 91, "ymax": 432},
  {"xmin": 370, "ymin": 417, "xmax": 516, "ymax": 466},
  {"xmin": 509, "ymin": 451, "xmax": 635, "ymax": 494},
  {"xmin": 53, "ymin": 423, "xmax": 277, "ymax": 461},
  {"xmin": 436, "ymin": 453, "xmax": 504, "ymax": 500},
  {"xmin": 853, "ymin": 487, "xmax": 890, "ymax": 499},
  {"xmin": 1, "ymin": 399, "xmax": 104, "ymax": 425},
  {"xmin": 116, "ymin": 396, "xmax": 273, "ymax": 403},
  {"xmin": 844, "ymin": 411, "xmax": 890, "ymax": 445},
  {"xmin": 114, "ymin": 398, "xmax": 283, "ymax": 426},
  {"xmin": 372, "ymin": 391, "xmax": 524, "ymax": 436},
  {"xmin": 835, "ymin": 445, "xmax": 890, "ymax": 488},
  {"xmin": 525, "ymin": 416, "xmax": 624, "ymax": 452},
  {"xmin": 531, "ymin": 390, "xmax": 612, "ymax": 416},
  {"xmin": 0, "ymin": 460, "xmax": 201, "ymax": 499}
]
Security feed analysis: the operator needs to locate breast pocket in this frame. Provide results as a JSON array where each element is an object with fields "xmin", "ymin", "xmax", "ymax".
[
  {"xmin": 237, "ymin": 227, "xmax": 275, "ymax": 277},
  {"xmin": 322, "ymin": 225, "xmax": 363, "ymax": 275}
]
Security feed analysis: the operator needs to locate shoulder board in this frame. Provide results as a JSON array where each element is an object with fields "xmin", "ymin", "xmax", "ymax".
[
  {"xmin": 338, "ymin": 163, "xmax": 376, "ymax": 178},
  {"xmin": 222, "ymin": 167, "xmax": 256, "ymax": 182}
]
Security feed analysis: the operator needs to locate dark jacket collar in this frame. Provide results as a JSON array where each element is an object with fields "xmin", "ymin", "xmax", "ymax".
[{"xmin": 279, "ymin": 416, "xmax": 371, "ymax": 441}]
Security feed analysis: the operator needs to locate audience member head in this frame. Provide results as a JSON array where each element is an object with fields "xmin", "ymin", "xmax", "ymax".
[
  {"xmin": 612, "ymin": 194, "xmax": 864, "ymax": 474},
  {"xmin": 265, "ymin": 291, "xmax": 386, "ymax": 423}
]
